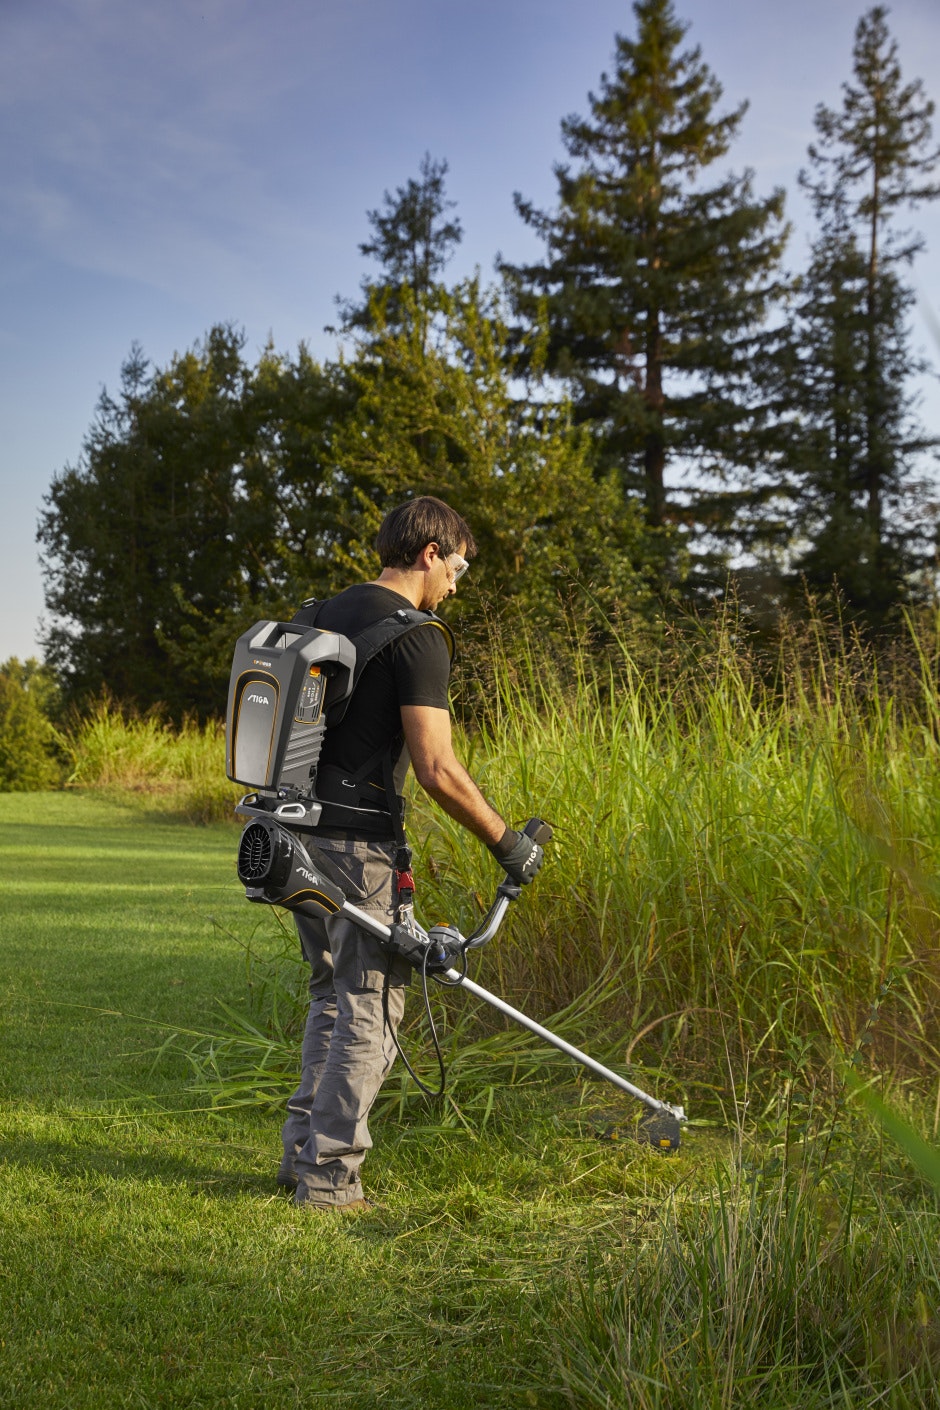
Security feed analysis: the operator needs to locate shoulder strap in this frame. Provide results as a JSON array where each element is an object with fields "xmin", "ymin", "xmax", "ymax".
[
  {"xmin": 349, "ymin": 608, "xmax": 454, "ymax": 679},
  {"xmin": 332, "ymin": 608, "xmax": 454, "ymax": 725},
  {"xmin": 291, "ymin": 597, "xmax": 322, "ymax": 630},
  {"xmin": 289, "ymin": 597, "xmax": 455, "ymax": 727},
  {"xmin": 291, "ymin": 599, "xmax": 455, "ymax": 672},
  {"xmin": 286, "ymin": 599, "xmax": 455, "ymax": 861}
]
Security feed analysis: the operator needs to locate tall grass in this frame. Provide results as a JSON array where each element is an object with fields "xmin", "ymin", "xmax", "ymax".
[
  {"xmin": 56, "ymin": 607, "xmax": 940, "ymax": 1113},
  {"xmin": 386, "ymin": 607, "xmax": 938, "ymax": 1118},
  {"xmin": 64, "ymin": 698, "xmax": 242, "ymax": 822},
  {"xmin": 549, "ymin": 1111, "xmax": 940, "ymax": 1409},
  {"xmin": 155, "ymin": 604, "xmax": 940, "ymax": 1127}
]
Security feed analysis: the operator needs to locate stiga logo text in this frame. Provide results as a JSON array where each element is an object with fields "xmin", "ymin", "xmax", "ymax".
[
  {"xmin": 299, "ymin": 868, "xmax": 322, "ymax": 885},
  {"xmin": 246, "ymin": 692, "xmax": 272, "ymax": 706}
]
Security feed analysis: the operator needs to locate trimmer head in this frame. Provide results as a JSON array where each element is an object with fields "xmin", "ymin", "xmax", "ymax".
[{"xmin": 636, "ymin": 1106, "xmax": 683, "ymax": 1152}]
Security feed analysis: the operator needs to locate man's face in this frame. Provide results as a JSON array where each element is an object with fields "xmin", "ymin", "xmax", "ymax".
[{"xmin": 424, "ymin": 540, "xmax": 468, "ymax": 610}]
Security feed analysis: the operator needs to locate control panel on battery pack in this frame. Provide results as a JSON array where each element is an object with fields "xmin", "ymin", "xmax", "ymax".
[{"xmin": 294, "ymin": 667, "xmax": 326, "ymax": 724}]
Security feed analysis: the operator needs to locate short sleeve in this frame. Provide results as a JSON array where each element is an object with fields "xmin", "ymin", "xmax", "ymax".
[{"xmin": 392, "ymin": 622, "xmax": 452, "ymax": 709}]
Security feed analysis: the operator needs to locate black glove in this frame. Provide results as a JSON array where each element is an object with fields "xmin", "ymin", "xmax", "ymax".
[{"xmin": 488, "ymin": 827, "xmax": 544, "ymax": 885}]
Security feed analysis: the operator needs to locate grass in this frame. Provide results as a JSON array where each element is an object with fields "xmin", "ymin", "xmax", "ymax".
[
  {"xmin": 549, "ymin": 1145, "xmax": 940, "ymax": 1408},
  {"xmin": 173, "ymin": 607, "xmax": 940, "ymax": 1130},
  {"xmin": 3, "ymin": 792, "xmax": 940, "ymax": 1408},
  {"xmin": 0, "ymin": 791, "xmax": 719, "ymax": 1408},
  {"xmin": 443, "ymin": 609, "xmax": 940, "ymax": 1093},
  {"xmin": 63, "ymin": 699, "xmax": 243, "ymax": 822}
]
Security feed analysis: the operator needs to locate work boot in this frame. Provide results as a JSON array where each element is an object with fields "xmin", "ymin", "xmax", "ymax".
[
  {"xmin": 291, "ymin": 1195, "xmax": 372, "ymax": 1218},
  {"xmin": 276, "ymin": 1147, "xmax": 300, "ymax": 1190},
  {"xmin": 291, "ymin": 1184, "xmax": 372, "ymax": 1218}
]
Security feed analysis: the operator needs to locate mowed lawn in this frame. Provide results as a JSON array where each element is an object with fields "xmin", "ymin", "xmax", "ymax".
[{"xmin": 0, "ymin": 793, "xmax": 691, "ymax": 1410}]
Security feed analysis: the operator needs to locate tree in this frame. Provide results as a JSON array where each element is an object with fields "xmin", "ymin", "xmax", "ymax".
[
  {"xmin": 38, "ymin": 329, "xmax": 358, "ymax": 717},
  {"xmin": 501, "ymin": 0, "xmax": 788, "ymax": 582},
  {"xmin": 0, "ymin": 658, "xmax": 64, "ymax": 791},
  {"xmin": 777, "ymin": 6, "xmax": 940, "ymax": 616},
  {"xmin": 334, "ymin": 152, "xmax": 463, "ymax": 344},
  {"xmin": 38, "ymin": 327, "xmax": 263, "ymax": 717},
  {"xmin": 329, "ymin": 280, "xmax": 653, "ymax": 659},
  {"xmin": 161, "ymin": 346, "xmax": 359, "ymax": 697}
]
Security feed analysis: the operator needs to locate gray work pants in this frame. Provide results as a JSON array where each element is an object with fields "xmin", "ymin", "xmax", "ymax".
[{"xmin": 280, "ymin": 837, "xmax": 410, "ymax": 1205}]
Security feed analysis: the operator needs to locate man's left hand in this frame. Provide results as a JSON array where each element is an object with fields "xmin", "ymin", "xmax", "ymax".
[{"xmin": 488, "ymin": 828, "xmax": 544, "ymax": 885}]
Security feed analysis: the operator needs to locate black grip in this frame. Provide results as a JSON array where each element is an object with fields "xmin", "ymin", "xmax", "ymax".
[{"xmin": 523, "ymin": 817, "xmax": 553, "ymax": 846}]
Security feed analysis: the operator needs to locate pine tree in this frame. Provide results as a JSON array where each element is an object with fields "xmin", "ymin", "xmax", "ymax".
[
  {"xmin": 334, "ymin": 152, "xmax": 463, "ymax": 344},
  {"xmin": 780, "ymin": 6, "xmax": 940, "ymax": 616},
  {"xmin": 501, "ymin": 0, "xmax": 788, "ymax": 579}
]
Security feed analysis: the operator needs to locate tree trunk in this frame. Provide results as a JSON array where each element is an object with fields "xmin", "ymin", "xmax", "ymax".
[{"xmin": 643, "ymin": 307, "xmax": 666, "ymax": 526}]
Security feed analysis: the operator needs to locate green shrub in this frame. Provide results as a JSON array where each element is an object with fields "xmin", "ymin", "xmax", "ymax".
[{"xmin": 0, "ymin": 657, "xmax": 66, "ymax": 790}]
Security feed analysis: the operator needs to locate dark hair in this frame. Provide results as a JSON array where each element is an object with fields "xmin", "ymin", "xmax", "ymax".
[{"xmin": 375, "ymin": 496, "xmax": 477, "ymax": 569}]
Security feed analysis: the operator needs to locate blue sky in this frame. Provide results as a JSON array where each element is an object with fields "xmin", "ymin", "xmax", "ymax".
[{"xmin": 2, "ymin": 0, "xmax": 939, "ymax": 663}]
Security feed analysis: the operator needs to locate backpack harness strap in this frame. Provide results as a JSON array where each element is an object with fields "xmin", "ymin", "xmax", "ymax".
[{"xmin": 291, "ymin": 597, "xmax": 456, "ymax": 914}]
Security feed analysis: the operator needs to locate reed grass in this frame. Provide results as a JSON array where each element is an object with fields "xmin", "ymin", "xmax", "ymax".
[
  {"xmin": 63, "ymin": 698, "xmax": 242, "ymax": 822},
  {"xmin": 548, "ymin": 1118, "xmax": 940, "ymax": 1409},
  {"xmin": 417, "ymin": 606, "xmax": 940, "ymax": 1111}
]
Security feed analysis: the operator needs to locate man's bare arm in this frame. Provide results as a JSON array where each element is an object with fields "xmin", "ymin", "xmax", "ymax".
[{"xmin": 400, "ymin": 704, "xmax": 506, "ymax": 846}]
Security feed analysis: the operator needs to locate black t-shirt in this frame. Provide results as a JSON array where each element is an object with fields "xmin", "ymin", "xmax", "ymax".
[{"xmin": 307, "ymin": 584, "xmax": 452, "ymax": 832}]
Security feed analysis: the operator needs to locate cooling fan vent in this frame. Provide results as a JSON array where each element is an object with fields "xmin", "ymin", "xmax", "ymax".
[{"xmin": 237, "ymin": 821, "xmax": 275, "ymax": 883}]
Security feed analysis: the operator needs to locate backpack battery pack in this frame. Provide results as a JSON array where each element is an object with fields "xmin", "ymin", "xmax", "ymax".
[{"xmin": 225, "ymin": 620, "xmax": 357, "ymax": 794}]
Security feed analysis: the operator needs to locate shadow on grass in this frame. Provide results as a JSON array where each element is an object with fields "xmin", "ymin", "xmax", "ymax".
[{"xmin": 0, "ymin": 1129, "xmax": 279, "ymax": 1200}]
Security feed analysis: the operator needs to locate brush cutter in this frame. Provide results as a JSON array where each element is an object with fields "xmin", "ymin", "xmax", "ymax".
[{"xmin": 234, "ymin": 811, "xmax": 686, "ymax": 1150}]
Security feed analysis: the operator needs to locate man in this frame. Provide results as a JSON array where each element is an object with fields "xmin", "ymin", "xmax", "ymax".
[{"xmin": 278, "ymin": 496, "xmax": 543, "ymax": 1210}]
